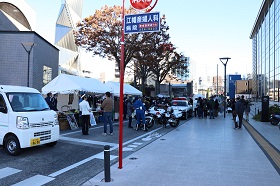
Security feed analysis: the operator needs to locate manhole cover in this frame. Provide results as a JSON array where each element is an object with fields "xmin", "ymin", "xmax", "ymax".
[{"xmin": 129, "ymin": 157, "xmax": 138, "ymax": 160}]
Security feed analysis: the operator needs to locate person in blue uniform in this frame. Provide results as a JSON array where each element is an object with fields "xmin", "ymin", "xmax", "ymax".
[{"xmin": 133, "ymin": 96, "xmax": 147, "ymax": 131}]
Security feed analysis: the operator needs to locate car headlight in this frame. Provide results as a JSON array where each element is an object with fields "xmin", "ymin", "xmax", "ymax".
[
  {"xmin": 54, "ymin": 113, "xmax": 59, "ymax": 125},
  {"xmin": 16, "ymin": 116, "xmax": 29, "ymax": 129}
]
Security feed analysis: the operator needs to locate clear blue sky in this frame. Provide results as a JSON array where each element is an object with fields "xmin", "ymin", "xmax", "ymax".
[{"xmin": 25, "ymin": 0, "xmax": 263, "ymax": 80}]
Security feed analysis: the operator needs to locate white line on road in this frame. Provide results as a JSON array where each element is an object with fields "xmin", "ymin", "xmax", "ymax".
[
  {"xmin": 59, "ymin": 136, "xmax": 118, "ymax": 147},
  {"xmin": 11, "ymin": 175, "xmax": 54, "ymax": 186},
  {"xmin": 48, "ymin": 127, "xmax": 162, "ymax": 178},
  {"xmin": 0, "ymin": 167, "xmax": 21, "ymax": 179}
]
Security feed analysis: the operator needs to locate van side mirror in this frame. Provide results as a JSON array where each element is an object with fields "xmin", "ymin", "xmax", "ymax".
[{"xmin": 0, "ymin": 106, "xmax": 7, "ymax": 113}]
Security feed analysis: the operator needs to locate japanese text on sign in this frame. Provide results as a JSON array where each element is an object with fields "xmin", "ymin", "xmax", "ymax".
[{"xmin": 124, "ymin": 12, "xmax": 160, "ymax": 34}]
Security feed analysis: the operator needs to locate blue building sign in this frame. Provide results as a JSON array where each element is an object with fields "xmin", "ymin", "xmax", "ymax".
[
  {"xmin": 228, "ymin": 74, "xmax": 241, "ymax": 99},
  {"xmin": 124, "ymin": 12, "xmax": 160, "ymax": 34}
]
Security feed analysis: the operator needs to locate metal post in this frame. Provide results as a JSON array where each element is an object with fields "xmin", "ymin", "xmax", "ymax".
[
  {"xmin": 219, "ymin": 57, "xmax": 230, "ymax": 118},
  {"xmin": 217, "ymin": 64, "xmax": 218, "ymax": 96},
  {"xmin": 224, "ymin": 63, "xmax": 226, "ymax": 118},
  {"xmin": 104, "ymin": 145, "xmax": 111, "ymax": 182},
  {"xmin": 21, "ymin": 43, "xmax": 35, "ymax": 87},
  {"xmin": 118, "ymin": 0, "xmax": 125, "ymax": 169}
]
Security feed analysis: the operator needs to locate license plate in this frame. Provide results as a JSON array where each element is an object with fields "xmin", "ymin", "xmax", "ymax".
[{"xmin": 30, "ymin": 138, "xmax": 40, "ymax": 146}]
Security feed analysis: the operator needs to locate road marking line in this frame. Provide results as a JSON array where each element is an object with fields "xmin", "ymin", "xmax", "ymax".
[
  {"xmin": 0, "ymin": 167, "xmax": 21, "ymax": 179},
  {"xmin": 59, "ymin": 136, "xmax": 118, "ymax": 147},
  {"xmin": 123, "ymin": 147, "xmax": 134, "ymax": 151},
  {"xmin": 133, "ymin": 142, "xmax": 143, "ymax": 145},
  {"xmin": 11, "ymin": 175, "xmax": 54, "ymax": 186},
  {"xmin": 48, "ymin": 127, "xmax": 162, "ymax": 178}
]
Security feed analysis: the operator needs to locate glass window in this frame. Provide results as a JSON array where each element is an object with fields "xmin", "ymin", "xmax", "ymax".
[{"xmin": 43, "ymin": 66, "xmax": 52, "ymax": 86}]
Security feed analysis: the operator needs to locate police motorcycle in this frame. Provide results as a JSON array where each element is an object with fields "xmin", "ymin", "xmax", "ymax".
[
  {"xmin": 164, "ymin": 105, "xmax": 182, "ymax": 128},
  {"xmin": 132, "ymin": 103, "xmax": 153, "ymax": 131},
  {"xmin": 147, "ymin": 106, "xmax": 166, "ymax": 127}
]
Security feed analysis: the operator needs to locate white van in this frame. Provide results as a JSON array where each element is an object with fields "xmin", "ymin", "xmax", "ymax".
[{"xmin": 0, "ymin": 85, "xmax": 59, "ymax": 156}]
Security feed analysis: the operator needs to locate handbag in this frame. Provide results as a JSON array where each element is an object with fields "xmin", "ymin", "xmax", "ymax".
[{"xmin": 235, "ymin": 115, "xmax": 239, "ymax": 123}]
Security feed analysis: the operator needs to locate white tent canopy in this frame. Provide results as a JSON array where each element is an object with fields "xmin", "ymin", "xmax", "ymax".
[
  {"xmin": 193, "ymin": 93, "xmax": 205, "ymax": 99},
  {"xmin": 42, "ymin": 74, "xmax": 111, "ymax": 94},
  {"xmin": 105, "ymin": 81, "xmax": 142, "ymax": 96}
]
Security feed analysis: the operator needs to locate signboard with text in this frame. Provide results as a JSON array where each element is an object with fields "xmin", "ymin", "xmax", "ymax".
[{"xmin": 124, "ymin": 12, "xmax": 160, "ymax": 34}]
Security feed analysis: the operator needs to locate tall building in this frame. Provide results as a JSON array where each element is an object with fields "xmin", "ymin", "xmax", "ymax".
[
  {"xmin": 250, "ymin": 0, "xmax": 280, "ymax": 101},
  {"xmin": 55, "ymin": 0, "xmax": 83, "ymax": 75}
]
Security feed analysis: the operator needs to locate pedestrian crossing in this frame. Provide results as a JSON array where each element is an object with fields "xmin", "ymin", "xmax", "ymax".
[{"xmin": 0, "ymin": 167, "xmax": 54, "ymax": 186}]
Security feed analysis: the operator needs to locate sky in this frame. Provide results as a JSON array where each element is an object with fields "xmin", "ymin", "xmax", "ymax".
[{"xmin": 25, "ymin": 0, "xmax": 264, "ymax": 81}]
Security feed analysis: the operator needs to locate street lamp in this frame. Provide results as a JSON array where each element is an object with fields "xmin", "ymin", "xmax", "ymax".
[
  {"xmin": 219, "ymin": 57, "xmax": 231, "ymax": 118},
  {"xmin": 22, "ymin": 42, "xmax": 35, "ymax": 87}
]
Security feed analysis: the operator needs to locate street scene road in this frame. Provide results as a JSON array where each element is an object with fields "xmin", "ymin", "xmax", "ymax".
[{"xmin": 0, "ymin": 119, "xmax": 188, "ymax": 186}]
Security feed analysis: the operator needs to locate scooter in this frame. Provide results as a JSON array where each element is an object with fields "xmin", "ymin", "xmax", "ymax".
[{"xmin": 269, "ymin": 113, "xmax": 280, "ymax": 126}]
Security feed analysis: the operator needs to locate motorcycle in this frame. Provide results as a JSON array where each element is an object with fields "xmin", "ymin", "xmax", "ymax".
[
  {"xmin": 164, "ymin": 106, "xmax": 181, "ymax": 128},
  {"xmin": 269, "ymin": 113, "xmax": 280, "ymax": 127},
  {"xmin": 132, "ymin": 110, "xmax": 153, "ymax": 131}
]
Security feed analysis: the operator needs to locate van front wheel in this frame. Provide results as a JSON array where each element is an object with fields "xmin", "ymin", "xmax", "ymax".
[{"xmin": 5, "ymin": 136, "xmax": 21, "ymax": 156}]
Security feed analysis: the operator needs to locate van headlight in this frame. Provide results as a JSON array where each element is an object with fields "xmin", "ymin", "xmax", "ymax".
[
  {"xmin": 16, "ymin": 116, "xmax": 29, "ymax": 129},
  {"xmin": 54, "ymin": 114, "xmax": 59, "ymax": 125}
]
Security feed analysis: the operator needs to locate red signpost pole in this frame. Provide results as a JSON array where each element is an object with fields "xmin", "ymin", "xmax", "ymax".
[{"xmin": 118, "ymin": 0, "xmax": 125, "ymax": 169}]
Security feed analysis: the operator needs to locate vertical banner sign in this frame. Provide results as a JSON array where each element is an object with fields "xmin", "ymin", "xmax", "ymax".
[{"xmin": 124, "ymin": 12, "xmax": 160, "ymax": 34}]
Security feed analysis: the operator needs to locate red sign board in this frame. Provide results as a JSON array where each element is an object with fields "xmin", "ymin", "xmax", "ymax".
[{"xmin": 130, "ymin": 0, "xmax": 152, "ymax": 10}]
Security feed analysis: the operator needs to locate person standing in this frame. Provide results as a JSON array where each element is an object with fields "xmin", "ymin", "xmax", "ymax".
[
  {"xmin": 133, "ymin": 96, "xmax": 147, "ymax": 131},
  {"xmin": 207, "ymin": 97, "xmax": 215, "ymax": 119},
  {"xmin": 45, "ymin": 92, "xmax": 55, "ymax": 110},
  {"xmin": 79, "ymin": 95, "xmax": 91, "ymax": 135},
  {"xmin": 53, "ymin": 93, "xmax": 58, "ymax": 111},
  {"xmin": 114, "ymin": 97, "xmax": 120, "ymax": 121},
  {"xmin": 101, "ymin": 92, "xmax": 114, "ymax": 135},
  {"xmin": 234, "ymin": 97, "xmax": 245, "ymax": 129},
  {"xmin": 245, "ymin": 100, "xmax": 251, "ymax": 121},
  {"xmin": 127, "ymin": 97, "xmax": 134, "ymax": 128}
]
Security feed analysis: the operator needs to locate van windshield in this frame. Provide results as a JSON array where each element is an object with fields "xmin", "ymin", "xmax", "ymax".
[{"xmin": 7, "ymin": 92, "xmax": 50, "ymax": 112}]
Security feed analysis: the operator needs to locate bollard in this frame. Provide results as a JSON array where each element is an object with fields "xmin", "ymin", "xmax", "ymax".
[{"xmin": 104, "ymin": 145, "xmax": 111, "ymax": 182}]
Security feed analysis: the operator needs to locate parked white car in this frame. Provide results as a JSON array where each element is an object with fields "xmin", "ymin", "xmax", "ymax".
[{"xmin": 171, "ymin": 98, "xmax": 193, "ymax": 119}]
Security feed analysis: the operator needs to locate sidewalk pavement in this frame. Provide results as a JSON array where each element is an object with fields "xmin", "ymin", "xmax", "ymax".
[{"xmin": 82, "ymin": 111, "xmax": 280, "ymax": 186}]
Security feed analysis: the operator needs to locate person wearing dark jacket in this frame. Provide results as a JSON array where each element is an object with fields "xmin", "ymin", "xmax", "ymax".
[
  {"xmin": 234, "ymin": 97, "xmax": 245, "ymax": 129},
  {"xmin": 127, "ymin": 97, "xmax": 134, "ymax": 128}
]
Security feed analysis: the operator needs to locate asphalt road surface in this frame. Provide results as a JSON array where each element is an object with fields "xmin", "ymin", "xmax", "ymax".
[{"xmin": 0, "ymin": 119, "xmax": 189, "ymax": 186}]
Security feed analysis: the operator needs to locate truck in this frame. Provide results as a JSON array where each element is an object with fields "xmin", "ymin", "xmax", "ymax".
[{"xmin": 0, "ymin": 85, "xmax": 59, "ymax": 156}]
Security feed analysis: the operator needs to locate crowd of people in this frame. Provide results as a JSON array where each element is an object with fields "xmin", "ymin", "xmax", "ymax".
[{"xmin": 45, "ymin": 92, "xmax": 251, "ymax": 135}]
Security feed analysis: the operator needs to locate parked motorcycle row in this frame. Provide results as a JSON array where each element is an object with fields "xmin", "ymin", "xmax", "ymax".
[{"xmin": 132, "ymin": 105, "xmax": 186, "ymax": 130}]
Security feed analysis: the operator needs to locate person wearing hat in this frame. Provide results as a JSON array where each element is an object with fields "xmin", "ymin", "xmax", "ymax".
[
  {"xmin": 79, "ymin": 95, "xmax": 91, "ymax": 135},
  {"xmin": 101, "ymin": 92, "xmax": 114, "ymax": 135},
  {"xmin": 133, "ymin": 96, "xmax": 147, "ymax": 131}
]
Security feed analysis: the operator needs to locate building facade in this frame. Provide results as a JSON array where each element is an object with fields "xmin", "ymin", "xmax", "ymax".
[
  {"xmin": 0, "ymin": 31, "xmax": 59, "ymax": 91},
  {"xmin": 250, "ymin": 0, "xmax": 280, "ymax": 101},
  {"xmin": 0, "ymin": 0, "xmax": 59, "ymax": 91},
  {"xmin": 55, "ymin": 0, "xmax": 83, "ymax": 75}
]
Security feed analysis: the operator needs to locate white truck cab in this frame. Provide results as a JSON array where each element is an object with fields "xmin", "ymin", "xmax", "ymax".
[{"xmin": 0, "ymin": 85, "xmax": 59, "ymax": 156}]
